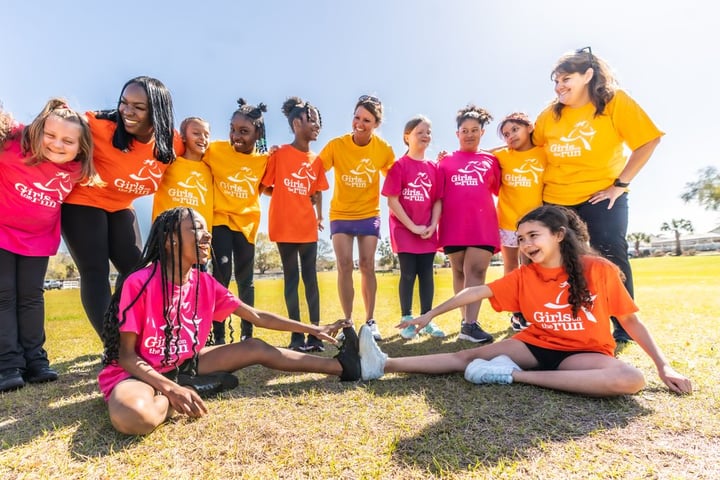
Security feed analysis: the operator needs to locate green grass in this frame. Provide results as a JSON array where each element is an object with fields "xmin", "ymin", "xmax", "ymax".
[{"xmin": 1, "ymin": 256, "xmax": 719, "ymax": 479}]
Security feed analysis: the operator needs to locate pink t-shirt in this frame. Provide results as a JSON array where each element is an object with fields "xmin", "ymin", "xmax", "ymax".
[
  {"xmin": 381, "ymin": 155, "xmax": 439, "ymax": 254},
  {"xmin": 436, "ymin": 150, "xmax": 500, "ymax": 250},
  {"xmin": 97, "ymin": 263, "xmax": 242, "ymax": 400},
  {"xmin": 0, "ymin": 131, "xmax": 82, "ymax": 256}
]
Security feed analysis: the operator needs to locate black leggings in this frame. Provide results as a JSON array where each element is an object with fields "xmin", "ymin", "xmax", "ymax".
[
  {"xmin": 61, "ymin": 204, "xmax": 142, "ymax": 338},
  {"xmin": 277, "ymin": 242, "xmax": 320, "ymax": 325},
  {"xmin": 211, "ymin": 226, "xmax": 255, "ymax": 341},
  {"xmin": 397, "ymin": 252, "xmax": 435, "ymax": 317},
  {"xmin": 0, "ymin": 249, "xmax": 49, "ymax": 369}
]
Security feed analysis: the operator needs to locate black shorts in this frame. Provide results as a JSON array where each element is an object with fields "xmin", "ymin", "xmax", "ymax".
[
  {"xmin": 524, "ymin": 343, "xmax": 597, "ymax": 370},
  {"xmin": 443, "ymin": 245, "xmax": 495, "ymax": 255}
]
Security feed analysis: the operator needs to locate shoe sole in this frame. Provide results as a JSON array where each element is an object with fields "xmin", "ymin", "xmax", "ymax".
[{"xmin": 457, "ymin": 333, "xmax": 493, "ymax": 343}]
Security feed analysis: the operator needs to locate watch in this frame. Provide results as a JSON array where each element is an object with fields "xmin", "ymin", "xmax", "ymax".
[{"xmin": 613, "ymin": 178, "xmax": 630, "ymax": 188}]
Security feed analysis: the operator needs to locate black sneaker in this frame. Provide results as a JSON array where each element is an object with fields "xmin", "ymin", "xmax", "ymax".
[
  {"xmin": 457, "ymin": 322, "xmax": 494, "ymax": 343},
  {"xmin": 0, "ymin": 368, "xmax": 25, "ymax": 393},
  {"xmin": 510, "ymin": 312, "xmax": 529, "ymax": 332},
  {"xmin": 177, "ymin": 372, "xmax": 239, "ymax": 398},
  {"xmin": 288, "ymin": 332, "xmax": 306, "ymax": 351},
  {"xmin": 24, "ymin": 364, "xmax": 59, "ymax": 384},
  {"xmin": 305, "ymin": 335, "xmax": 325, "ymax": 352},
  {"xmin": 334, "ymin": 327, "xmax": 360, "ymax": 381}
]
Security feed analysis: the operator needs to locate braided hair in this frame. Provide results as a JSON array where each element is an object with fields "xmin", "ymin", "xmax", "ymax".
[
  {"xmin": 517, "ymin": 205, "xmax": 597, "ymax": 317},
  {"xmin": 102, "ymin": 207, "xmax": 203, "ymax": 374},
  {"xmin": 281, "ymin": 96, "xmax": 322, "ymax": 132},
  {"xmin": 232, "ymin": 98, "xmax": 268, "ymax": 153}
]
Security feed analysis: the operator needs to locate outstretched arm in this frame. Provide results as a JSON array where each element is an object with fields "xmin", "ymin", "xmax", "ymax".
[
  {"xmin": 617, "ymin": 313, "xmax": 692, "ymax": 394},
  {"xmin": 232, "ymin": 304, "xmax": 348, "ymax": 344},
  {"xmin": 397, "ymin": 285, "xmax": 493, "ymax": 334}
]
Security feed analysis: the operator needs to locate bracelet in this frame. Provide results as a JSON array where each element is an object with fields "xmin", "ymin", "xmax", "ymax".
[{"xmin": 613, "ymin": 178, "xmax": 630, "ymax": 188}]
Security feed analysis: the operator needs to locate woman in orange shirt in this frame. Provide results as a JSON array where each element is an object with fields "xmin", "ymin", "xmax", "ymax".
[
  {"xmin": 61, "ymin": 76, "xmax": 182, "ymax": 338},
  {"xmin": 357, "ymin": 205, "xmax": 692, "ymax": 397}
]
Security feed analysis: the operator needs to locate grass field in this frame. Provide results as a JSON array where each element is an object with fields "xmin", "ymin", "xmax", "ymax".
[{"xmin": 1, "ymin": 256, "xmax": 719, "ymax": 479}]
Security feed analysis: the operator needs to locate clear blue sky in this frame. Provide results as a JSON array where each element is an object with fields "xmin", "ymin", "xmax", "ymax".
[{"xmin": 3, "ymin": 0, "xmax": 718, "ymax": 247}]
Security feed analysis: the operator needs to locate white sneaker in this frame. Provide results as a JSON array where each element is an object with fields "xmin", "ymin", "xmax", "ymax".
[
  {"xmin": 359, "ymin": 324, "xmax": 387, "ymax": 380},
  {"xmin": 365, "ymin": 319, "xmax": 382, "ymax": 341},
  {"xmin": 464, "ymin": 355, "xmax": 521, "ymax": 384}
]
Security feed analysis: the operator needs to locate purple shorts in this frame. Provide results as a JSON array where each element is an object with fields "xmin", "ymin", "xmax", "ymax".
[{"xmin": 330, "ymin": 217, "xmax": 381, "ymax": 238}]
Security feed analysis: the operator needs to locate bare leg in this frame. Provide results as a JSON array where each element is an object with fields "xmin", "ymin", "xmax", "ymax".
[
  {"xmin": 462, "ymin": 247, "xmax": 492, "ymax": 324},
  {"xmin": 501, "ymin": 245, "xmax": 520, "ymax": 276},
  {"xmin": 447, "ymin": 250, "xmax": 466, "ymax": 319},
  {"xmin": 332, "ymin": 233, "xmax": 355, "ymax": 320},
  {"xmin": 357, "ymin": 235, "xmax": 378, "ymax": 321},
  {"xmin": 107, "ymin": 379, "xmax": 172, "ymax": 435},
  {"xmin": 198, "ymin": 338, "xmax": 342, "ymax": 376}
]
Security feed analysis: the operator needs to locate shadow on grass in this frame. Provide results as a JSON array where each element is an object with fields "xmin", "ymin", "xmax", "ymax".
[{"xmin": 0, "ymin": 354, "xmax": 142, "ymax": 458}]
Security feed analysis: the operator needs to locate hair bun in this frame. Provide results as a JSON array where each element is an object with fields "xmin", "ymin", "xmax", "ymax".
[{"xmin": 237, "ymin": 98, "xmax": 247, "ymax": 107}]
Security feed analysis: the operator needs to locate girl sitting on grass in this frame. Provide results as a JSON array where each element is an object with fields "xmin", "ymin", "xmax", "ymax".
[
  {"xmin": 358, "ymin": 205, "xmax": 692, "ymax": 397},
  {"xmin": 98, "ymin": 207, "xmax": 360, "ymax": 435}
]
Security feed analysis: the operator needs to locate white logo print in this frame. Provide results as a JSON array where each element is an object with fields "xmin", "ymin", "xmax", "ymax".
[
  {"xmin": 451, "ymin": 159, "xmax": 492, "ymax": 186},
  {"xmin": 341, "ymin": 158, "xmax": 376, "ymax": 188},
  {"xmin": 550, "ymin": 121, "xmax": 596, "ymax": 158},
  {"xmin": 284, "ymin": 162, "xmax": 317, "ymax": 195},
  {"xmin": 402, "ymin": 172, "xmax": 432, "ymax": 202},
  {"xmin": 115, "ymin": 159, "xmax": 164, "ymax": 195},
  {"xmin": 144, "ymin": 290, "xmax": 201, "ymax": 356},
  {"xmin": 15, "ymin": 171, "xmax": 74, "ymax": 208},
  {"xmin": 533, "ymin": 281, "xmax": 597, "ymax": 332},
  {"xmin": 221, "ymin": 167, "xmax": 258, "ymax": 199},
  {"xmin": 167, "ymin": 172, "xmax": 209, "ymax": 207},
  {"xmin": 512, "ymin": 158, "xmax": 544, "ymax": 184}
]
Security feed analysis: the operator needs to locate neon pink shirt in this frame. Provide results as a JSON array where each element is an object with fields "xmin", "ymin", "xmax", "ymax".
[
  {"xmin": 0, "ymin": 131, "xmax": 82, "ymax": 256},
  {"xmin": 381, "ymin": 155, "xmax": 439, "ymax": 254},
  {"xmin": 436, "ymin": 150, "xmax": 500, "ymax": 250},
  {"xmin": 97, "ymin": 263, "xmax": 242, "ymax": 400}
]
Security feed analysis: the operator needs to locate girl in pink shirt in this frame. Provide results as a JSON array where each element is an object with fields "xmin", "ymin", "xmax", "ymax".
[
  {"xmin": 0, "ymin": 99, "xmax": 95, "ymax": 393},
  {"xmin": 99, "ymin": 207, "xmax": 360, "ymax": 435},
  {"xmin": 381, "ymin": 115, "xmax": 444, "ymax": 339},
  {"xmin": 437, "ymin": 105, "xmax": 500, "ymax": 345}
]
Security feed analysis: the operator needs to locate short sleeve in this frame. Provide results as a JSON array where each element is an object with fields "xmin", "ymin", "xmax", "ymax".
[
  {"xmin": 319, "ymin": 140, "xmax": 334, "ymax": 171},
  {"xmin": 609, "ymin": 90, "xmax": 664, "ymax": 151},
  {"xmin": 487, "ymin": 270, "xmax": 522, "ymax": 313},
  {"xmin": 261, "ymin": 152, "xmax": 277, "ymax": 188},
  {"xmin": 381, "ymin": 161, "xmax": 403, "ymax": 197}
]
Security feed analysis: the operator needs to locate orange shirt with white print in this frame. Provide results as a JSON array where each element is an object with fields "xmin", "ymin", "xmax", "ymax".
[
  {"xmin": 319, "ymin": 133, "xmax": 394, "ymax": 221},
  {"xmin": 261, "ymin": 145, "xmax": 329, "ymax": 243},
  {"xmin": 488, "ymin": 256, "xmax": 638, "ymax": 357},
  {"xmin": 65, "ymin": 111, "xmax": 184, "ymax": 212},
  {"xmin": 151, "ymin": 156, "xmax": 213, "ymax": 222},
  {"xmin": 533, "ymin": 90, "xmax": 664, "ymax": 205},
  {"xmin": 494, "ymin": 146, "xmax": 546, "ymax": 231},
  {"xmin": 203, "ymin": 140, "xmax": 267, "ymax": 243}
]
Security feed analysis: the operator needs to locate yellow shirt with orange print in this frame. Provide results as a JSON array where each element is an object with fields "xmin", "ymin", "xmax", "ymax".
[
  {"xmin": 203, "ymin": 140, "xmax": 268, "ymax": 243},
  {"xmin": 152, "ymin": 156, "xmax": 213, "ymax": 223},
  {"xmin": 533, "ymin": 89, "xmax": 664, "ymax": 205},
  {"xmin": 319, "ymin": 133, "xmax": 394, "ymax": 221},
  {"xmin": 495, "ymin": 146, "xmax": 546, "ymax": 231}
]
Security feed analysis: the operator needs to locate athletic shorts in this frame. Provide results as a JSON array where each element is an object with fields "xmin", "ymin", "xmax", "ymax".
[
  {"xmin": 330, "ymin": 217, "xmax": 381, "ymax": 238},
  {"xmin": 443, "ymin": 245, "xmax": 495, "ymax": 255},
  {"xmin": 524, "ymin": 343, "xmax": 599, "ymax": 370},
  {"xmin": 499, "ymin": 229, "xmax": 518, "ymax": 248}
]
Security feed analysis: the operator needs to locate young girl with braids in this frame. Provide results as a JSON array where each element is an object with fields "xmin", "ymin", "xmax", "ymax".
[
  {"xmin": 61, "ymin": 76, "xmax": 184, "ymax": 339},
  {"xmin": 0, "ymin": 99, "xmax": 95, "ymax": 392},
  {"xmin": 437, "ymin": 105, "xmax": 500, "ymax": 344},
  {"xmin": 203, "ymin": 99, "xmax": 269, "ymax": 344},
  {"xmin": 261, "ymin": 97, "xmax": 329, "ymax": 352},
  {"xmin": 98, "ymin": 207, "xmax": 361, "ymax": 435},
  {"xmin": 356, "ymin": 205, "xmax": 692, "ymax": 397}
]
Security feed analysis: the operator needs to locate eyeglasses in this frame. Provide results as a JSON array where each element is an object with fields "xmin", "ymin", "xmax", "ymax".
[
  {"xmin": 358, "ymin": 94, "xmax": 381, "ymax": 105},
  {"xmin": 576, "ymin": 46, "xmax": 596, "ymax": 65}
]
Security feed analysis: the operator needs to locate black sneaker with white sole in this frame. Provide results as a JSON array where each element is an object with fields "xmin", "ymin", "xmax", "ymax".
[
  {"xmin": 177, "ymin": 372, "xmax": 239, "ymax": 398},
  {"xmin": 457, "ymin": 322, "xmax": 494, "ymax": 343},
  {"xmin": 334, "ymin": 326, "xmax": 360, "ymax": 381}
]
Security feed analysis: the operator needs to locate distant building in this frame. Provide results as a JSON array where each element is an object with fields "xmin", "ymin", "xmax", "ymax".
[{"xmin": 650, "ymin": 228, "xmax": 720, "ymax": 253}]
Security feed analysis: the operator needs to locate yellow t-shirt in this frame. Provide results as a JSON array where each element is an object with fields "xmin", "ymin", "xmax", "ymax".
[
  {"xmin": 319, "ymin": 133, "xmax": 394, "ymax": 221},
  {"xmin": 203, "ymin": 141, "xmax": 268, "ymax": 243},
  {"xmin": 494, "ymin": 146, "xmax": 546, "ymax": 230},
  {"xmin": 533, "ymin": 90, "xmax": 664, "ymax": 205},
  {"xmin": 152, "ymin": 156, "xmax": 213, "ymax": 223}
]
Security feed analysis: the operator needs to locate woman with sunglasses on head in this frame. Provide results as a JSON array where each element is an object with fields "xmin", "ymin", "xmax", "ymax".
[
  {"xmin": 319, "ymin": 95, "xmax": 395, "ymax": 340},
  {"xmin": 533, "ymin": 48, "xmax": 663, "ymax": 345}
]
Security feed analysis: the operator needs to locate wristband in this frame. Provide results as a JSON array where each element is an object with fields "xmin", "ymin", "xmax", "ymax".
[{"xmin": 613, "ymin": 178, "xmax": 630, "ymax": 188}]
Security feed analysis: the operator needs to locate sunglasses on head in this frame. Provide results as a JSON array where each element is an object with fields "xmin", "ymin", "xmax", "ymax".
[
  {"xmin": 358, "ymin": 94, "xmax": 381, "ymax": 105},
  {"xmin": 576, "ymin": 46, "xmax": 596, "ymax": 65}
]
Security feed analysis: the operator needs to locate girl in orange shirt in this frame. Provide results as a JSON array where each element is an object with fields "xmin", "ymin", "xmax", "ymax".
[
  {"xmin": 261, "ymin": 97, "xmax": 328, "ymax": 352},
  {"xmin": 357, "ymin": 205, "xmax": 692, "ymax": 397}
]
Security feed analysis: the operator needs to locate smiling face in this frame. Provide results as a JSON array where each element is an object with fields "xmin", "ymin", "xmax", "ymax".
[
  {"xmin": 41, "ymin": 114, "xmax": 83, "ymax": 164},
  {"xmin": 172, "ymin": 211, "xmax": 212, "ymax": 268},
  {"xmin": 456, "ymin": 118, "xmax": 484, "ymax": 152},
  {"xmin": 351, "ymin": 105, "xmax": 379, "ymax": 146},
  {"xmin": 118, "ymin": 82, "xmax": 154, "ymax": 143},
  {"xmin": 294, "ymin": 108, "xmax": 321, "ymax": 142},
  {"xmin": 229, "ymin": 114, "xmax": 260, "ymax": 154},
  {"xmin": 501, "ymin": 121, "xmax": 533, "ymax": 152},
  {"xmin": 553, "ymin": 69, "xmax": 593, "ymax": 108},
  {"xmin": 182, "ymin": 120, "xmax": 210, "ymax": 159},
  {"xmin": 517, "ymin": 220, "xmax": 564, "ymax": 268},
  {"xmin": 405, "ymin": 120, "xmax": 431, "ymax": 152}
]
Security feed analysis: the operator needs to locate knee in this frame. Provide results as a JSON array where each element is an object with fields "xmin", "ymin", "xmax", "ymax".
[
  {"xmin": 336, "ymin": 258, "xmax": 354, "ymax": 274},
  {"xmin": 358, "ymin": 257, "xmax": 375, "ymax": 274},
  {"xmin": 110, "ymin": 396, "xmax": 165, "ymax": 435},
  {"xmin": 609, "ymin": 365, "xmax": 646, "ymax": 395}
]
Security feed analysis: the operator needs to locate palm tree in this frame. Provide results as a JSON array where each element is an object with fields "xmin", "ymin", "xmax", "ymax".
[
  {"xmin": 627, "ymin": 232, "xmax": 651, "ymax": 257},
  {"xmin": 660, "ymin": 219, "xmax": 694, "ymax": 256}
]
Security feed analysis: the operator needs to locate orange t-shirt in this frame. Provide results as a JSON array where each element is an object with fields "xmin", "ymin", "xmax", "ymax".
[
  {"xmin": 488, "ymin": 256, "xmax": 638, "ymax": 356},
  {"xmin": 65, "ymin": 112, "xmax": 184, "ymax": 212},
  {"xmin": 261, "ymin": 145, "xmax": 328, "ymax": 243}
]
